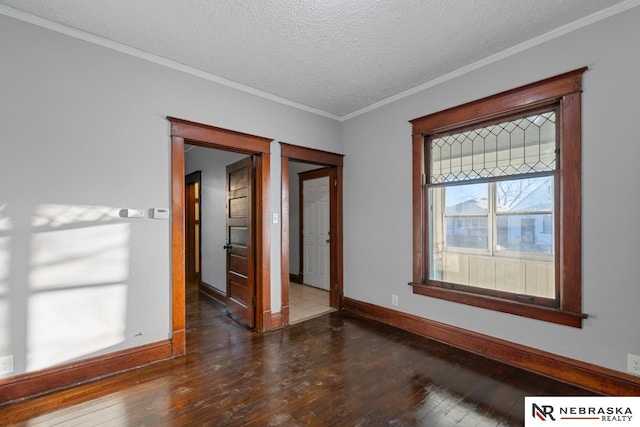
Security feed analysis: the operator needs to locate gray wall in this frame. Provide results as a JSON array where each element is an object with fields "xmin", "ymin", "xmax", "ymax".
[
  {"xmin": 0, "ymin": 13, "xmax": 339, "ymax": 376},
  {"xmin": 341, "ymin": 6, "xmax": 640, "ymax": 374},
  {"xmin": 1, "ymin": 3, "xmax": 639, "ymax": 379},
  {"xmin": 184, "ymin": 146, "xmax": 245, "ymax": 292}
]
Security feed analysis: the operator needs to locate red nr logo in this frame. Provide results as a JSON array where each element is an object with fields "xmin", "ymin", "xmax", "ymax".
[{"xmin": 533, "ymin": 403, "xmax": 556, "ymax": 421}]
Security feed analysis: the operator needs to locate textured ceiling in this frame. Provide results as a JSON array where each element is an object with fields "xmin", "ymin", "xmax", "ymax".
[{"xmin": 0, "ymin": 0, "xmax": 630, "ymax": 118}]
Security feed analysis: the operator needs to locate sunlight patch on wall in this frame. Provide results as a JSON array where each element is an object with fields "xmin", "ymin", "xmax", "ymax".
[
  {"xmin": 27, "ymin": 204, "xmax": 130, "ymax": 371},
  {"xmin": 29, "ymin": 223, "xmax": 130, "ymax": 289},
  {"xmin": 27, "ymin": 283, "xmax": 127, "ymax": 371},
  {"xmin": 0, "ymin": 203, "xmax": 10, "ymax": 290},
  {"xmin": 0, "ymin": 236, "xmax": 8, "ymax": 292},
  {"xmin": 0, "ymin": 204, "xmax": 11, "ymax": 359},
  {"xmin": 0, "ymin": 298, "xmax": 8, "ymax": 368},
  {"xmin": 31, "ymin": 204, "xmax": 118, "ymax": 228},
  {"xmin": 0, "ymin": 236, "xmax": 9, "ymax": 356}
]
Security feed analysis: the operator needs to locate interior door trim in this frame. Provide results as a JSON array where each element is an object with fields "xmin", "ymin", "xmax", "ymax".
[
  {"xmin": 169, "ymin": 117, "xmax": 272, "ymax": 356},
  {"xmin": 280, "ymin": 142, "xmax": 344, "ymax": 326}
]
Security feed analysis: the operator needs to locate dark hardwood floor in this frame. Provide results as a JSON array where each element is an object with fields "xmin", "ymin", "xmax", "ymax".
[{"xmin": 0, "ymin": 283, "xmax": 594, "ymax": 426}]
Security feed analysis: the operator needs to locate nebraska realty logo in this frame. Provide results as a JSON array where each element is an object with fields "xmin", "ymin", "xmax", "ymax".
[{"xmin": 525, "ymin": 397, "xmax": 640, "ymax": 426}]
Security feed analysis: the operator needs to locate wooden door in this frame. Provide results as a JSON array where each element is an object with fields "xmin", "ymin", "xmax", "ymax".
[
  {"xmin": 225, "ymin": 157, "xmax": 255, "ymax": 327},
  {"xmin": 302, "ymin": 175, "xmax": 330, "ymax": 290}
]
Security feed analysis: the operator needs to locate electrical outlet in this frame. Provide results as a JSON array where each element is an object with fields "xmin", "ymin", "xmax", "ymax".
[
  {"xmin": 0, "ymin": 355, "xmax": 13, "ymax": 376},
  {"xmin": 391, "ymin": 294, "xmax": 398, "ymax": 306},
  {"xmin": 628, "ymin": 354, "xmax": 640, "ymax": 376}
]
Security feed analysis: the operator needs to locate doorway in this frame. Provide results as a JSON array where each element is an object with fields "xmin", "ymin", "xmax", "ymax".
[
  {"xmin": 300, "ymin": 168, "xmax": 331, "ymax": 290},
  {"xmin": 185, "ymin": 171, "xmax": 201, "ymax": 283},
  {"xmin": 288, "ymin": 164, "xmax": 331, "ymax": 324},
  {"xmin": 169, "ymin": 117, "xmax": 273, "ymax": 357},
  {"xmin": 280, "ymin": 143, "xmax": 344, "ymax": 326},
  {"xmin": 184, "ymin": 147, "xmax": 253, "ymax": 326}
]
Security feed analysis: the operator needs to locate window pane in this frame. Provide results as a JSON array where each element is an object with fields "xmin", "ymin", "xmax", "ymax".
[
  {"xmin": 443, "ymin": 182, "xmax": 489, "ymax": 250},
  {"xmin": 496, "ymin": 176, "xmax": 553, "ymax": 213},
  {"xmin": 496, "ymin": 214, "xmax": 553, "ymax": 255},
  {"xmin": 427, "ymin": 187, "xmax": 441, "ymax": 281},
  {"xmin": 444, "ymin": 183, "xmax": 488, "ymax": 215},
  {"xmin": 431, "ymin": 180, "xmax": 553, "ymax": 296},
  {"xmin": 445, "ymin": 216, "xmax": 488, "ymax": 249}
]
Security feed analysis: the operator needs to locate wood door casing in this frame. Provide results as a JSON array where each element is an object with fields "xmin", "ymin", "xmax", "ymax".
[
  {"xmin": 225, "ymin": 156, "xmax": 255, "ymax": 327},
  {"xmin": 185, "ymin": 171, "xmax": 201, "ymax": 283},
  {"xmin": 170, "ymin": 116, "xmax": 273, "ymax": 354},
  {"xmin": 280, "ymin": 143, "xmax": 344, "ymax": 327}
]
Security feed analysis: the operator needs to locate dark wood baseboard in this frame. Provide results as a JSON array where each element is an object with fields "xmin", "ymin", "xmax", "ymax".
[
  {"xmin": 0, "ymin": 339, "xmax": 172, "ymax": 405},
  {"xmin": 342, "ymin": 297, "xmax": 640, "ymax": 396},
  {"xmin": 289, "ymin": 273, "xmax": 303, "ymax": 284},
  {"xmin": 270, "ymin": 311, "xmax": 284, "ymax": 329},
  {"xmin": 199, "ymin": 281, "xmax": 226, "ymax": 304},
  {"xmin": 171, "ymin": 329, "xmax": 186, "ymax": 357},
  {"xmin": 280, "ymin": 304, "xmax": 290, "ymax": 327}
]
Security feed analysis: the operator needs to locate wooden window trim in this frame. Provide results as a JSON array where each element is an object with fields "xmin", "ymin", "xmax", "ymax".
[{"xmin": 409, "ymin": 68, "xmax": 587, "ymax": 328}]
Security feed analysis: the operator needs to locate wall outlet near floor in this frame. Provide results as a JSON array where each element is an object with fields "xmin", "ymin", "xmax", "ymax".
[
  {"xmin": 628, "ymin": 354, "xmax": 640, "ymax": 376},
  {"xmin": 391, "ymin": 294, "xmax": 398, "ymax": 306},
  {"xmin": 0, "ymin": 355, "xmax": 13, "ymax": 376}
]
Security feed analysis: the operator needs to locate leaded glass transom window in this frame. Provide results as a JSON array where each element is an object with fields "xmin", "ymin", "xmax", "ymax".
[{"xmin": 429, "ymin": 111, "xmax": 556, "ymax": 184}]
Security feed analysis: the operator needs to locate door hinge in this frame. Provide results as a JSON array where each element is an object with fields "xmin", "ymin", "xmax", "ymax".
[{"xmin": 334, "ymin": 178, "xmax": 338, "ymax": 187}]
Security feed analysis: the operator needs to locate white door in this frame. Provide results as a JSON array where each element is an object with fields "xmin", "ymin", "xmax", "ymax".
[{"xmin": 303, "ymin": 176, "xmax": 330, "ymax": 290}]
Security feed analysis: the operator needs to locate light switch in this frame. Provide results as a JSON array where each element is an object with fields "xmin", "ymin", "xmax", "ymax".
[{"xmin": 273, "ymin": 213, "xmax": 279, "ymax": 224}]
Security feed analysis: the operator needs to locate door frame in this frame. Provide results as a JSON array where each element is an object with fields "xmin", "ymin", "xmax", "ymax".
[
  {"xmin": 185, "ymin": 170, "xmax": 202, "ymax": 283},
  {"xmin": 298, "ymin": 167, "xmax": 331, "ymax": 288},
  {"xmin": 169, "ymin": 117, "xmax": 273, "ymax": 357},
  {"xmin": 280, "ymin": 143, "xmax": 344, "ymax": 326}
]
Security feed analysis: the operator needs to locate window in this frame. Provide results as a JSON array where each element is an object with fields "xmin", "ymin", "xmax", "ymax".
[{"xmin": 410, "ymin": 69, "xmax": 587, "ymax": 327}]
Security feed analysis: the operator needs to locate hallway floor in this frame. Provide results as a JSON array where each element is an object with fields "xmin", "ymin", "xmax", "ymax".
[{"xmin": 289, "ymin": 282, "xmax": 335, "ymax": 324}]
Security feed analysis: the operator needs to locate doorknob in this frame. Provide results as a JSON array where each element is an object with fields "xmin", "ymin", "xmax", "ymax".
[
  {"xmin": 326, "ymin": 239, "xmax": 330, "ymax": 243},
  {"xmin": 223, "ymin": 244, "xmax": 232, "ymax": 250}
]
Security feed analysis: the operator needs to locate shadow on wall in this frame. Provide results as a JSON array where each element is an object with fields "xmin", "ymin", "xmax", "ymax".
[{"xmin": 0, "ymin": 203, "xmax": 130, "ymax": 377}]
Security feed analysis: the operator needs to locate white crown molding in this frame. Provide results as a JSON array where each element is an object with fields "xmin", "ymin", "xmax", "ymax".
[
  {"xmin": 340, "ymin": 0, "xmax": 640, "ymax": 122},
  {"xmin": 2, "ymin": 1, "xmax": 639, "ymax": 123},
  {"xmin": 0, "ymin": 4, "xmax": 341, "ymax": 122}
]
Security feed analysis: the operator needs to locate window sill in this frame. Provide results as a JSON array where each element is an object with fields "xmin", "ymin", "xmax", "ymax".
[{"xmin": 409, "ymin": 281, "xmax": 587, "ymax": 328}]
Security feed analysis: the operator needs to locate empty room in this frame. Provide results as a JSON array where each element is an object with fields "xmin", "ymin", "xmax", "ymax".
[{"xmin": 1, "ymin": 1, "xmax": 639, "ymax": 425}]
